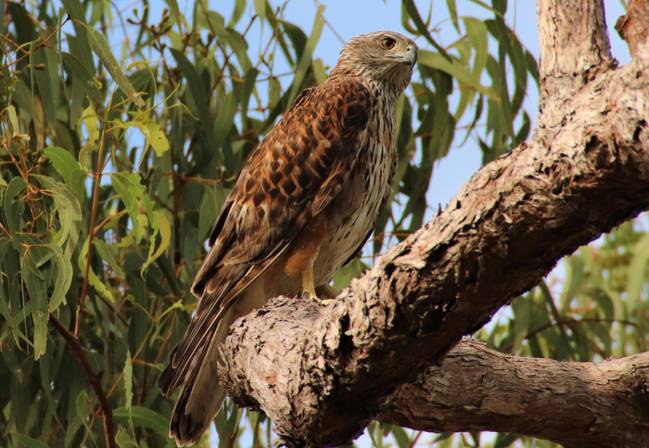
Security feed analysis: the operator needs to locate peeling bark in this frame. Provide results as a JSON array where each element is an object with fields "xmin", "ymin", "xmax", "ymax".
[{"xmin": 216, "ymin": 1, "xmax": 649, "ymax": 446}]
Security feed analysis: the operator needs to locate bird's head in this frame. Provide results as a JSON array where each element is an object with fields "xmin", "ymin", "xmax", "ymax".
[{"xmin": 331, "ymin": 31, "xmax": 417, "ymax": 93}]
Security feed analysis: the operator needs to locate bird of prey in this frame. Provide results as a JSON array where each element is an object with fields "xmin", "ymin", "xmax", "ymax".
[{"xmin": 159, "ymin": 30, "xmax": 417, "ymax": 446}]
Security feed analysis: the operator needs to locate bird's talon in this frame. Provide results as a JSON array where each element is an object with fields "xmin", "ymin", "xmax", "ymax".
[{"xmin": 302, "ymin": 291, "xmax": 334, "ymax": 306}]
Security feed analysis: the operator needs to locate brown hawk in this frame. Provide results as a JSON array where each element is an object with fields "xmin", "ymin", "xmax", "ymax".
[{"xmin": 159, "ymin": 31, "xmax": 417, "ymax": 445}]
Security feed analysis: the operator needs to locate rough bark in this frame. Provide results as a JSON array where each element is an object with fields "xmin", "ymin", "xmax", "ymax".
[
  {"xmin": 217, "ymin": 1, "xmax": 649, "ymax": 446},
  {"xmin": 616, "ymin": 0, "xmax": 649, "ymax": 62},
  {"xmin": 537, "ymin": 0, "xmax": 613, "ymax": 110},
  {"xmin": 379, "ymin": 338, "xmax": 649, "ymax": 448}
]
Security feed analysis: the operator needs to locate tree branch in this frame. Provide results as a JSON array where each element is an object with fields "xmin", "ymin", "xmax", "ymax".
[
  {"xmin": 616, "ymin": 0, "xmax": 649, "ymax": 63},
  {"xmin": 537, "ymin": 0, "xmax": 613, "ymax": 105},
  {"xmin": 49, "ymin": 315, "xmax": 116, "ymax": 448},
  {"xmin": 215, "ymin": 1, "xmax": 649, "ymax": 446},
  {"xmin": 378, "ymin": 338, "xmax": 649, "ymax": 448}
]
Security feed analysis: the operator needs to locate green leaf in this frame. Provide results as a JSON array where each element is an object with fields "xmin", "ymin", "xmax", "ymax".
[
  {"xmin": 144, "ymin": 121, "xmax": 170, "ymax": 156},
  {"xmin": 229, "ymin": 0, "xmax": 246, "ymax": 26},
  {"xmin": 165, "ymin": 0, "xmax": 186, "ymax": 29},
  {"xmin": 94, "ymin": 239, "xmax": 126, "ymax": 279},
  {"xmin": 46, "ymin": 243, "xmax": 73, "ymax": 312},
  {"xmin": 627, "ymin": 233, "xmax": 649, "ymax": 312},
  {"xmin": 33, "ymin": 46, "xmax": 60, "ymax": 127},
  {"xmin": 170, "ymin": 48, "xmax": 210, "ymax": 128},
  {"xmin": 32, "ymin": 175, "xmax": 82, "ymax": 250},
  {"xmin": 11, "ymin": 433, "xmax": 50, "ymax": 448},
  {"xmin": 589, "ymin": 287, "xmax": 614, "ymax": 319},
  {"xmin": 112, "ymin": 171, "xmax": 148, "ymax": 243},
  {"xmin": 386, "ymin": 424, "xmax": 411, "ymax": 448},
  {"xmin": 7, "ymin": 104, "xmax": 20, "ymax": 135},
  {"xmin": 113, "ymin": 118, "xmax": 170, "ymax": 158},
  {"xmin": 463, "ymin": 17, "xmax": 488, "ymax": 78},
  {"xmin": 20, "ymin": 248, "xmax": 49, "ymax": 359},
  {"xmin": 213, "ymin": 91, "xmax": 237, "ymax": 161},
  {"xmin": 287, "ymin": 5, "xmax": 324, "ymax": 104},
  {"xmin": 142, "ymin": 210, "xmax": 171, "ymax": 273},
  {"xmin": 254, "ymin": 0, "xmax": 266, "ymax": 18},
  {"xmin": 560, "ymin": 256, "xmax": 585, "ymax": 311},
  {"xmin": 418, "ymin": 50, "xmax": 499, "ymax": 100},
  {"xmin": 113, "ymin": 406, "xmax": 168, "ymax": 436},
  {"xmin": 494, "ymin": 433, "xmax": 520, "ymax": 448},
  {"xmin": 124, "ymin": 350, "xmax": 133, "ymax": 411},
  {"xmin": 116, "ymin": 425, "xmax": 138, "ymax": 448},
  {"xmin": 78, "ymin": 237, "xmax": 115, "ymax": 304},
  {"xmin": 78, "ymin": 104, "xmax": 100, "ymax": 170},
  {"xmin": 86, "ymin": 27, "xmax": 144, "ymax": 108},
  {"xmin": 446, "ymin": 0, "xmax": 459, "ymax": 32},
  {"xmin": 332, "ymin": 258, "xmax": 366, "ymax": 291},
  {"xmin": 43, "ymin": 146, "xmax": 88, "ymax": 201},
  {"xmin": 312, "ymin": 58, "xmax": 326, "ymax": 85},
  {"xmin": 540, "ymin": 282, "xmax": 574, "ymax": 359},
  {"xmin": 510, "ymin": 296, "xmax": 531, "ymax": 352},
  {"xmin": 62, "ymin": 52, "xmax": 102, "ymax": 106},
  {"xmin": 2, "ymin": 177, "xmax": 26, "ymax": 232}
]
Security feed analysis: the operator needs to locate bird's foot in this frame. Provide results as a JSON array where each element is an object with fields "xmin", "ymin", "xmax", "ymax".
[{"xmin": 302, "ymin": 290, "xmax": 335, "ymax": 306}]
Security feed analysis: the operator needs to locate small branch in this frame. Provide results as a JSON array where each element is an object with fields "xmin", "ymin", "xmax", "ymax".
[
  {"xmin": 536, "ymin": 0, "xmax": 613, "ymax": 109},
  {"xmin": 615, "ymin": 0, "xmax": 649, "ymax": 62},
  {"xmin": 49, "ymin": 315, "xmax": 116, "ymax": 448},
  {"xmin": 378, "ymin": 338, "xmax": 649, "ymax": 448},
  {"xmin": 75, "ymin": 123, "xmax": 109, "ymax": 337}
]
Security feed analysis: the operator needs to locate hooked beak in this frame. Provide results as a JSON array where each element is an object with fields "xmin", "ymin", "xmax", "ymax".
[{"xmin": 405, "ymin": 43, "xmax": 417, "ymax": 66}]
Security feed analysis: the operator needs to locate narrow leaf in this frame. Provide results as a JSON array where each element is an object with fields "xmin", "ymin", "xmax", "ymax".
[{"xmin": 86, "ymin": 27, "xmax": 144, "ymax": 107}]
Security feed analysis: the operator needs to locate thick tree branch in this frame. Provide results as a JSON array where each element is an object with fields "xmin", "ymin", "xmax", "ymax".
[
  {"xmin": 537, "ymin": 0, "xmax": 613, "ymax": 106},
  {"xmin": 379, "ymin": 338, "xmax": 649, "ymax": 448},
  {"xmin": 217, "ymin": 1, "xmax": 649, "ymax": 446},
  {"xmin": 616, "ymin": 0, "xmax": 649, "ymax": 62}
]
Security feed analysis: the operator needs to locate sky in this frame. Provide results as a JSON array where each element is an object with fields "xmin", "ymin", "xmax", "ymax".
[{"xmin": 126, "ymin": 1, "xmax": 633, "ymax": 446}]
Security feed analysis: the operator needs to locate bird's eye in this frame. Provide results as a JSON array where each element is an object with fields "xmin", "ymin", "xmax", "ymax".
[{"xmin": 381, "ymin": 36, "xmax": 396, "ymax": 50}]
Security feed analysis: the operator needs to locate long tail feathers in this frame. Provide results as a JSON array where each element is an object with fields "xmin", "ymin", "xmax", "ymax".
[
  {"xmin": 159, "ymin": 245, "xmax": 289, "ymax": 446},
  {"xmin": 167, "ymin": 309, "xmax": 234, "ymax": 446}
]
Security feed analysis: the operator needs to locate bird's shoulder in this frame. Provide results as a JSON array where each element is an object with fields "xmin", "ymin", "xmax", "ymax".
[{"xmin": 279, "ymin": 76, "xmax": 374, "ymax": 135}]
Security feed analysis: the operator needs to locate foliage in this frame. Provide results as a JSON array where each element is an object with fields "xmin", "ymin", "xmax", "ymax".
[{"xmin": 1, "ymin": 1, "xmax": 641, "ymax": 447}]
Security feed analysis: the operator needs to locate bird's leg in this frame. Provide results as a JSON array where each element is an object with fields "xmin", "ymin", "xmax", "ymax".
[
  {"xmin": 300, "ymin": 261, "xmax": 333, "ymax": 305},
  {"xmin": 283, "ymin": 215, "xmax": 334, "ymax": 305},
  {"xmin": 301, "ymin": 261, "xmax": 318, "ymax": 301}
]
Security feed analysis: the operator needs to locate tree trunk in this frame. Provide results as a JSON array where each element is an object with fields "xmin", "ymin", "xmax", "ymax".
[{"xmin": 218, "ymin": 1, "xmax": 649, "ymax": 446}]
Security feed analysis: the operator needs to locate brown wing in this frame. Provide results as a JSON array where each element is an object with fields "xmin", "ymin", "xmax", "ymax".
[{"xmin": 158, "ymin": 76, "xmax": 372, "ymax": 396}]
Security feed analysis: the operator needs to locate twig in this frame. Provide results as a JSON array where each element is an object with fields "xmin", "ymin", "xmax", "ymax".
[
  {"xmin": 75, "ymin": 115, "xmax": 109, "ymax": 337},
  {"xmin": 49, "ymin": 315, "xmax": 116, "ymax": 448}
]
